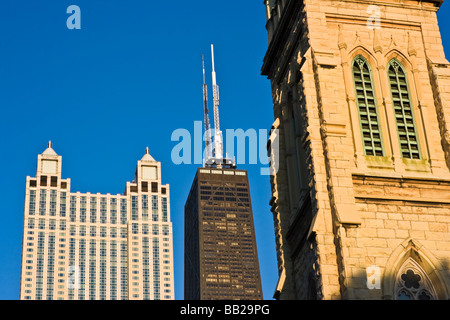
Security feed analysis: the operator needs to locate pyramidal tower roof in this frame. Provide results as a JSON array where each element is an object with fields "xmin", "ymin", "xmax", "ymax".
[
  {"xmin": 141, "ymin": 147, "xmax": 156, "ymax": 162},
  {"xmin": 42, "ymin": 141, "xmax": 58, "ymax": 156}
]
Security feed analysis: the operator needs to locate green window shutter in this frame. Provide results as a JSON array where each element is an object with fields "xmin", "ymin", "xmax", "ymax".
[
  {"xmin": 387, "ymin": 60, "xmax": 420, "ymax": 160},
  {"xmin": 352, "ymin": 56, "xmax": 384, "ymax": 157}
]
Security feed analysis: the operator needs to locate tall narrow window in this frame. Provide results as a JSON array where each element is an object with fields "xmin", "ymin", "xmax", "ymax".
[
  {"xmin": 352, "ymin": 56, "xmax": 384, "ymax": 156},
  {"xmin": 387, "ymin": 59, "xmax": 420, "ymax": 159}
]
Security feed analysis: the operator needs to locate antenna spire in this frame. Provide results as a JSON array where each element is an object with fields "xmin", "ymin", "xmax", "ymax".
[
  {"xmin": 200, "ymin": 44, "xmax": 235, "ymax": 169},
  {"xmin": 211, "ymin": 44, "xmax": 223, "ymax": 161},
  {"xmin": 202, "ymin": 54, "xmax": 213, "ymax": 163}
]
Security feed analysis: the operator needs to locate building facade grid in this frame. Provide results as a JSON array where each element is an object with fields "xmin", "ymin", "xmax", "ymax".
[{"xmin": 20, "ymin": 144, "xmax": 175, "ymax": 300}]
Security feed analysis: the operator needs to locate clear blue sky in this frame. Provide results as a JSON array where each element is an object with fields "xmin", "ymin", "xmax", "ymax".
[{"xmin": 0, "ymin": 0, "xmax": 449, "ymax": 300}]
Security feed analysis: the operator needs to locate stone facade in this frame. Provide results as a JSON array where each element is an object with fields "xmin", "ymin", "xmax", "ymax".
[{"xmin": 262, "ymin": 0, "xmax": 450, "ymax": 299}]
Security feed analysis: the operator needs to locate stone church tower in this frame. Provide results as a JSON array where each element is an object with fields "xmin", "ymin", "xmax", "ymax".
[{"xmin": 262, "ymin": 0, "xmax": 450, "ymax": 299}]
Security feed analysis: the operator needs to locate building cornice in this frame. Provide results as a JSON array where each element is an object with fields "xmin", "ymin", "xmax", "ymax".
[
  {"xmin": 261, "ymin": 0, "xmax": 302, "ymax": 78},
  {"xmin": 261, "ymin": 0, "xmax": 443, "ymax": 78}
]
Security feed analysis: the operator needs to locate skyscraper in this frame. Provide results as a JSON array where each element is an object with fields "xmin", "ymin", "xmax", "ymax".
[
  {"xmin": 20, "ymin": 142, "xmax": 175, "ymax": 300},
  {"xmin": 184, "ymin": 46, "xmax": 263, "ymax": 300},
  {"xmin": 184, "ymin": 167, "xmax": 263, "ymax": 300}
]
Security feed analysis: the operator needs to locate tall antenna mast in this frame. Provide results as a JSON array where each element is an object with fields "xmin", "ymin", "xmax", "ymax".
[
  {"xmin": 199, "ymin": 44, "xmax": 235, "ymax": 169},
  {"xmin": 202, "ymin": 54, "xmax": 213, "ymax": 164},
  {"xmin": 211, "ymin": 44, "xmax": 223, "ymax": 160}
]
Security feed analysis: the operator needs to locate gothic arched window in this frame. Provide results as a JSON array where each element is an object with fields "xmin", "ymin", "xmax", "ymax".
[
  {"xmin": 387, "ymin": 59, "xmax": 421, "ymax": 160},
  {"xmin": 352, "ymin": 56, "xmax": 384, "ymax": 157},
  {"xmin": 394, "ymin": 258, "xmax": 437, "ymax": 300}
]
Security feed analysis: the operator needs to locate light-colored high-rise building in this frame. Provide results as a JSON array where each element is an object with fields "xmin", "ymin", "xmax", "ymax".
[{"xmin": 20, "ymin": 142, "xmax": 175, "ymax": 300}]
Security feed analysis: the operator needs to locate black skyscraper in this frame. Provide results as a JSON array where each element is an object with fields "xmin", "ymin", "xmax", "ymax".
[{"xmin": 184, "ymin": 167, "xmax": 263, "ymax": 300}]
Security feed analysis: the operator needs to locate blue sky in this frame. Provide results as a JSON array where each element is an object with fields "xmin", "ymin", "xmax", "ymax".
[{"xmin": 0, "ymin": 1, "xmax": 449, "ymax": 300}]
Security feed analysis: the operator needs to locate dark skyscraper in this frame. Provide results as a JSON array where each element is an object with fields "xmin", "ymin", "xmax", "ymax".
[
  {"xmin": 184, "ymin": 167, "xmax": 263, "ymax": 300},
  {"xmin": 184, "ymin": 46, "xmax": 262, "ymax": 300}
]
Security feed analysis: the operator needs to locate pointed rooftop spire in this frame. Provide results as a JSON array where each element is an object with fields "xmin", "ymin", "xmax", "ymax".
[
  {"xmin": 141, "ymin": 146, "xmax": 156, "ymax": 162},
  {"xmin": 42, "ymin": 140, "xmax": 58, "ymax": 156}
]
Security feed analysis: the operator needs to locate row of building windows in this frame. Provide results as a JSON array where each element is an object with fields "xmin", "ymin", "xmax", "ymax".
[
  {"xmin": 128, "ymin": 182, "xmax": 166, "ymax": 194},
  {"xmin": 27, "ymin": 192, "xmax": 169, "ymax": 223},
  {"xmin": 26, "ymin": 219, "xmax": 171, "ymax": 238},
  {"xmin": 28, "ymin": 177, "xmax": 169, "ymax": 195},
  {"xmin": 29, "ymin": 176, "xmax": 65, "ymax": 188}
]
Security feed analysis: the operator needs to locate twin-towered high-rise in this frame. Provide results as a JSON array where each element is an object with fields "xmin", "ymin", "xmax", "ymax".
[{"xmin": 20, "ymin": 142, "xmax": 175, "ymax": 300}]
